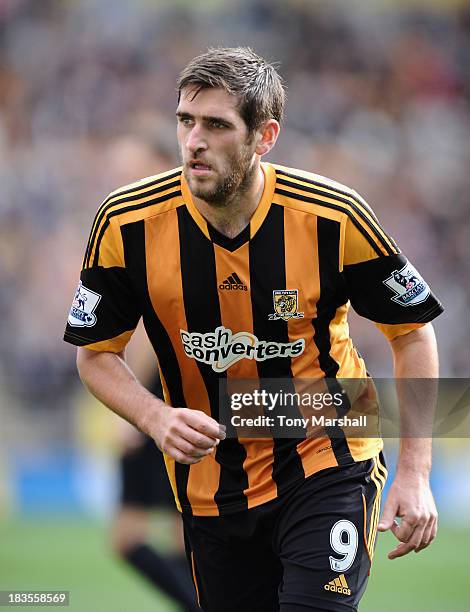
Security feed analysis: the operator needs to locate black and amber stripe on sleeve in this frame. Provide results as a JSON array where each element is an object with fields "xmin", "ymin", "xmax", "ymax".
[
  {"xmin": 83, "ymin": 168, "xmax": 182, "ymax": 269},
  {"xmin": 65, "ymin": 169, "xmax": 183, "ymax": 353},
  {"xmin": 273, "ymin": 165, "xmax": 399, "ymax": 259}
]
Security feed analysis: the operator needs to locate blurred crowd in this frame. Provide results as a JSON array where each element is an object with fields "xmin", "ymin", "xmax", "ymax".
[{"xmin": 1, "ymin": 0, "xmax": 470, "ymax": 416}]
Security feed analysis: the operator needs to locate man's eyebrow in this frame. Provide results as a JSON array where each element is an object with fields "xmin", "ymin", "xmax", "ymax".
[{"xmin": 176, "ymin": 111, "xmax": 235, "ymax": 126}]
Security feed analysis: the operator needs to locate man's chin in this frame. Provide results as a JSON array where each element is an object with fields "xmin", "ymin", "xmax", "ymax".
[{"xmin": 186, "ymin": 175, "xmax": 216, "ymax": 200}]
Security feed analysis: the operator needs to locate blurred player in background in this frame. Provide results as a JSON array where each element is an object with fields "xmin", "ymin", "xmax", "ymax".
[
  {"xmin": 66, "ymin": 48, "xmax": 443, "ymax": 611},
  {"xmin": 112, "ymin": 375, "xmax": 199, "ymax": 612}
]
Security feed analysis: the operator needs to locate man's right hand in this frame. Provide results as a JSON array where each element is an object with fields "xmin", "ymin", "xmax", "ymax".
[
  {"xmin": 149, "ymin": 406, "xmax": 226, "ymax": 464},
  {"xmin": 76, "ymin": 348, "xmax": 225, "ymax": 464}
]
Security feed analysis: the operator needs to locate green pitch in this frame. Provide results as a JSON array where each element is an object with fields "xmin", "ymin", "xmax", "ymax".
[{"xmin": 0, "ymin": 518, "xmax": 467, "ymax": 611}]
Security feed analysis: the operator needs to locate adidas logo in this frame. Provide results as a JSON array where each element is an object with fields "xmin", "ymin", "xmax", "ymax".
[
  {"xmin": 323, "ymin": 574, "xmax": 351, "ymax": 596},
  {"xmin": 219, "ymin": 272, "xmax": 247, "ymax": 291}
]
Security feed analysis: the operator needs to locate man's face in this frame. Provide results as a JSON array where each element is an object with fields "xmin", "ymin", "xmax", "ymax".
[{"xmin": 176, "ymin": 87, "xmax": 257, "ymax": 206}]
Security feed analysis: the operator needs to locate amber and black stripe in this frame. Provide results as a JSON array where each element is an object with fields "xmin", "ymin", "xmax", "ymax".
[
  {"xmin": 121, "ymin": 218, "xmax": 192, "ymax": 512},
  {"xmin": 250, "ymin": 204, "xmax": 306, "ymax": 493},
  {"xmin": 93, "ymin": 188, "xmax": 181, "ymax": 268},
  {"xmin": 274, "ymin": 167, "xmax": 399, "ymax": 258},
  {"xmin": 84, "ymin": 170, "xmax": 181, "ymax": 268},
  {"xmin": 177, "ymin": 205, "xmax": 250, "ymax": 513},
  {"xmin": 312, "ymin": 217, "xmax": 353, "ymax": 465}
]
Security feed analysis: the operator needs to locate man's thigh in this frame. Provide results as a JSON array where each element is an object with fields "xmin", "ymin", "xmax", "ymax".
[
  {"xmin": 275, "ymin": 456, "xmax": 386, "ymax": 612},
  {"xmin": 182, "ymin": 510, "xmax": 283, "ymax": 612}
]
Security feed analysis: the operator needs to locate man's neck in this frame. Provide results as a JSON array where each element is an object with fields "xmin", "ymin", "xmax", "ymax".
[{"xmin": 192, "ymin": 165, "xmax": 265, "ymax": 239}]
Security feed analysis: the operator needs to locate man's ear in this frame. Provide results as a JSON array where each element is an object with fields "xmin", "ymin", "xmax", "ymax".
[{"xmin": 254, "ymin": 119, "xmax": 280, "ymax": 157}]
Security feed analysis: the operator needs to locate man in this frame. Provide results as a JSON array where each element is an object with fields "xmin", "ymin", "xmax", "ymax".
[{"xmin": 65, "ymin": 47, "xmax": 442, "ymax": 611}]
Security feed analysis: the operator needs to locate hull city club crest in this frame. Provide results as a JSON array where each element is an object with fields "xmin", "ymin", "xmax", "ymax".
[
  {"xmin": 383, "ymin": 261, "xmax": 430, "ymax": 307},
  {"xmin": 68, "ymin": 281, "xmax": 101, "ymax": 327},
  {"xmin": 268, "ymin": 289, "xmax": 304, "ymax": 321}
]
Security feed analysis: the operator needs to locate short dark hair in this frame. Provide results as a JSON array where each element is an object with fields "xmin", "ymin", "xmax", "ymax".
[{"xmin": 177, "ymin": 47, "xmax": 285, "ymax": 132}]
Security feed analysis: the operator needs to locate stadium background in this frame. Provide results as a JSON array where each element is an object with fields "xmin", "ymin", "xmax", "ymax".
[{"xmin": 0, "ymin": 0, "xmax": 469, "ymax": 610}]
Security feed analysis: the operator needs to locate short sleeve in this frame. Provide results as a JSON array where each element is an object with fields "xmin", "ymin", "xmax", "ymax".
[
  {"xmin": 64, "ymin": 212, "xmax": 141, "ymax": 352},
  {"xmin": 342, "ymin": 206, "xmax": 444, "ymax": 338}
]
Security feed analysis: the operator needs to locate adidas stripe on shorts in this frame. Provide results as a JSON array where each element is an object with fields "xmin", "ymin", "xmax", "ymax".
[{"xmin": 183, "ymin": 455, "xmax": 387, "ymax": 612}]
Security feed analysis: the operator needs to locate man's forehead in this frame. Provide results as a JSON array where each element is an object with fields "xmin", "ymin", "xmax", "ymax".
[{"xmin": 177, "ymin": 86, "xmax": 241, "ymax": 118}]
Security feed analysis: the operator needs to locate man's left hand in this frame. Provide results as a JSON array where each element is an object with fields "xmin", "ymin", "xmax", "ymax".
[{"xmin": 377, "ymin": 472, "xmax": 438, "ymax": 559}]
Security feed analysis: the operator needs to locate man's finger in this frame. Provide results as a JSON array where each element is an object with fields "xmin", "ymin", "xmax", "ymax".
[
  {"xmin": 392, "ymin": 517, "xmax": 417, "ymax": 543},
  {"xmin": 415, "ymin": 516, "xmax": 437, "ymax": 552},
  {"xmin": 180, "ymin": 425, "xmax": 220, "ymax": 450},
  {"xmin": 414, "ymin": 522, "xmax": 433, "ymax": 552},
  {"xmin": 184, "ymin": 410, "xmax": 226, "ymax": 439},
  {"xmin": 377, "ymin": 501, "xmax": 398, "ymax": 532},
  {"xmin": 170, "ymin": 446, "xmax": 204, "ymax": 465},
  {"xmin": 174, "ymin": 437, "xmax": 213, "ymax": 459},
  {"xmin": 388, "ymin": 540, "xmax": 417, "ymax": 560},
  {"xmin": 406, "ymin": 521, "xmax": 427, "ymax": 552},
  {"xmin": 388, "ymin": 519, "xmax": 401, "ymax": 540}
]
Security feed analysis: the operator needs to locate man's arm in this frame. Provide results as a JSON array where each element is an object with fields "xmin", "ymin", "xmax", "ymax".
[
  {"xmin": 76, "ymin": 347, "xmax": 225, "ymax": 464},
  {"xmin": 377, "ymin": 323, "xmax": 439, "ymax": 559}
]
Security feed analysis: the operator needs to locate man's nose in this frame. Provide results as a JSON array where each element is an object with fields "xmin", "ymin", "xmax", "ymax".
[{"xmin": 186, "ymin": 124, "xmax": 207, "ymax": 154}]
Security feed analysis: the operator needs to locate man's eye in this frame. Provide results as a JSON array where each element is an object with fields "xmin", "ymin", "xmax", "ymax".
[
  {"xmin": 179, "ymin": 117, "xmax": 193, "ymax": 126},
  {"xmin": 211, "ymin": 120, "xmax": 226, "ymax": 129}
]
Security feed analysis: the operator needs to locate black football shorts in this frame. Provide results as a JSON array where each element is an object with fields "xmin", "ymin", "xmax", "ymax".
[{"xmin": 183, "ymin": 454, "xmax": 387, "ymax": 612}]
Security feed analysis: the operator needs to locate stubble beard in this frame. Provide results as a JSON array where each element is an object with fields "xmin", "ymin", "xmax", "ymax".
[{"xmin": 183, "ymin": 145, "xmax": 256, "ymax": 208}]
